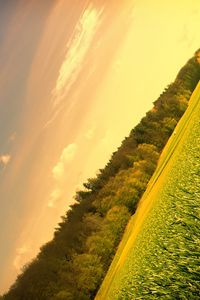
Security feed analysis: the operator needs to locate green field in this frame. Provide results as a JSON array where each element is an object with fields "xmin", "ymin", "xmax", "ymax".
[{"xmin": 95, "ymin": 81, "xmax": 200, "ymax": 300}]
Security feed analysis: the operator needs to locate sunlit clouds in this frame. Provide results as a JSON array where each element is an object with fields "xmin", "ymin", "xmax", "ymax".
[
  {"xmin": 9, "ymin": 133, "xmax": 16, "ymax": 142},
  {"xmin": 13, "ymin": 245, "xmax": 30, "ymax": 272},
  {"xmin": 49, "ymin": 143, "xmax": 78, "ymax": 208},
  {"xmin": 0, "ymin": 154, "xmax": 11, "ymax": 166},
  {"xmin": 85, "ymin": 125, "xmax": 96, "ymax": 140},
  {"xmin": 52, "ymin": 143, "xmax": 77, "ymax": 181},
  {"xmin": 52, "ymin": 5, "xmax": 104, "ymax": 108},
  {"xmin": 48, "ymin": 188, "xmax": 62, "ymax": 208}
]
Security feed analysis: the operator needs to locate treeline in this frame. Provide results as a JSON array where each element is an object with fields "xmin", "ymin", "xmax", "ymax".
[{"xmin": 2, "ymin": 50, "xmax": 200, "ymax": 300}]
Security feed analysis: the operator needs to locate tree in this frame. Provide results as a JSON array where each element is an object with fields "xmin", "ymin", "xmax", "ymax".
[{"xmin": 72, "ymin": 254, "xmax": 104, "ymax": 298}]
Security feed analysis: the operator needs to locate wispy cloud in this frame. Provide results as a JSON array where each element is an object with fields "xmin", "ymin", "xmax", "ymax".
[
  {"xmin": 13, "ymin": 245, "xmax": 30, "ymax": 271},
  {"xmin": 9, "ymin": 132, "xmax": 17, "ymax": 142},
  {"xmin": 0, "ymin": 154, "xmax": 11, "ymax": 166},
  {"xmin": 52, "ymin": 5, "xmax": 104, "ymax": 108},
  {"xmin": 47, "ymin": 188, "xmax": 62, "ymax": 208},
  {"xmin": 178, "ymin": 24, "xmax": 193, "ymax": 48},
  {"xmin": 48, "ymin": 144, "xmax": 78, "ymax": 208},
  {"xmin": 101, "ymin": 130, "xmax": 113, "ymax": 145},
  {"xmin": 85, "ymin": 125, "xmax": 96, "ymax": 140},
  {"xmin": 52, "ymin": 143, "xmax": 77, "ymax": 181}
]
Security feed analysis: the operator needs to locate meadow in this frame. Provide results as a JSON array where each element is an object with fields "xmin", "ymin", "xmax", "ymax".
[{"xmin": 95, "ymin": 82, "xmax": 200, "ymax": 299}]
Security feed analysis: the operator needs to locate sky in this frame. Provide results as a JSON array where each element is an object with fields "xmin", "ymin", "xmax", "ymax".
[{"xmin": 0, "ymin": 0, "xmax": 199, "ymax": 294}]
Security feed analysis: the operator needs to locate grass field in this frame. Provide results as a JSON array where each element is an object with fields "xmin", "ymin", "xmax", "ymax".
[{"xmin": 95, "ymin": 81, "xmax": 200, "ymax": 300}]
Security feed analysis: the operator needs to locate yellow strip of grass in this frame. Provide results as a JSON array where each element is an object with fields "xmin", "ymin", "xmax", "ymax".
[{"xmin": 95, "ymin": 81, "xmax": 200, "ymax": 300}]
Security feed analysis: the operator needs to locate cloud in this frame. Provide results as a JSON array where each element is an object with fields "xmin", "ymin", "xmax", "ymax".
[
  {"xmin": 52, "ymin": 5, "xmax": 104, "ymax": 108},
  {"xmin": 61, "ymin": 143, "xmax": 78, "ymax": 163},
  {"xmin": 85, "ymin": 125, "xmax": 96, "ymax": 140},
  {"xmin": 52, "ymin": 162, "xmax": 65, "ymax": 180},
  {"xmin": 112, "ymin": 59, "xmax": 122, "ymax": 73},
  {"xmin": 9, "ymin": 132, "xmax": 17, "ymax": 142},
  {"xmin": 100, "ymin": 130, "xmax": 113, "ymax": 145},
  {"xmin": 0, "ymin": 154, "xmax": 11, "ymax": 166},
  {"xmin": 49, "ymin": 144, "xmax": 77, "ymax": 208},
  {"xmin": 178, "ymin": 24, "xmax": 193, "ymax": 48},
  {"xmin": 52, "ymin": 143, "xmax": 77, "ymax": 180},
  {"xmin": 13, "ymin": 245, "xmax": 30, "ymax": 271},
  {"xmin": 48, "ymin": 188, "xmax": 62, "ymax": 208}
]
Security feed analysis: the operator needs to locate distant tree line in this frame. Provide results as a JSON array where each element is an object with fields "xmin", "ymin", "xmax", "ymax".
[{"xmin": 2, "ymin": 50, "xmax": 200, "ymax": 300}]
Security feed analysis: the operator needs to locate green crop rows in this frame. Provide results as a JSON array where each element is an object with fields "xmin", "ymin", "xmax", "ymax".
[{"xmin": 96, "ymin": 82, "xmax": 200, "ymax": 299}]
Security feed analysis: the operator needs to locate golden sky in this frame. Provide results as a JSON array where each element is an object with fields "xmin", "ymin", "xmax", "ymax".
[{"xmin": 0, "ymin": 0, "xmax": 199, "ymax": 293}]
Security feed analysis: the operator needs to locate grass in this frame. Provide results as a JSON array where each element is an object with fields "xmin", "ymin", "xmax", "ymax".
[{"xmin": 95, "ymin": 81, "xmax": 200, "ymax": 300}]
